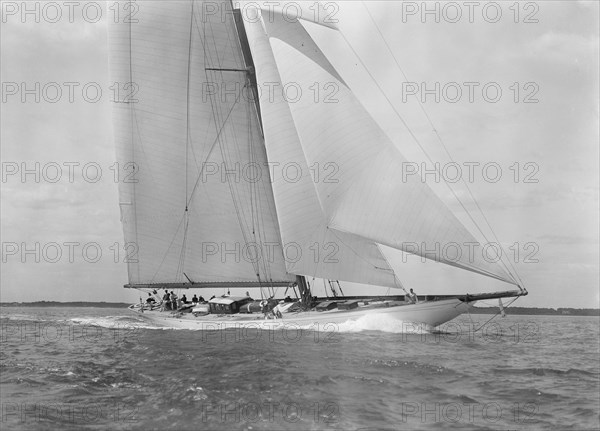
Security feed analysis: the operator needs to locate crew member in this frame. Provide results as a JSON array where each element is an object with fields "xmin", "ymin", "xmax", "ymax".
[{"xmin": 407, "ymin": 288, "xmax": 418, "ymax": 304}]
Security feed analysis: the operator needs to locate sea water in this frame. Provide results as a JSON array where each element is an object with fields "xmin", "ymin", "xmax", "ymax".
[{"xmin": 1, "ymin": 307, "xmax": 598, "ymax": 430}]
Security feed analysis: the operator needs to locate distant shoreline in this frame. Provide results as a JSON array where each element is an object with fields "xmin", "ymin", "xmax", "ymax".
[
  {"xmin": 0, "ymin": 301, "xmax": 131, "ymax": 308},
  {"xmin": 468, "ymin": 306, "xmax": 598, "ymax": 316},
  {"xmin": 0, "ymin": 301, "xmax": 598, "ymax": 316}
]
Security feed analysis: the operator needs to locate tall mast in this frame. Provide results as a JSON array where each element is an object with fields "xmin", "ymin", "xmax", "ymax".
[
  {"xmin": 295, "ymin": 275, "xmax": 313, "ymax": 308},
  {"xmin": 230, "ymin": 2, "xmax": 263, "ymax": 133}
]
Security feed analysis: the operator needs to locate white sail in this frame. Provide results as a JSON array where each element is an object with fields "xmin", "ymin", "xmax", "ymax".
[
  {"xmin": 109, "ymin": 1, "xmax": 293, "ymax": 286},
  {"xmin": 235, "ymin": 0, "xmax": 338, "ymax": 29},
  {"xmin": 244, "ymin": 16, "xmax": 398, "ymax": 288},
  {"xmin": 245, "ymin": 10, "xmax": 517, "ymax": 285},
  {"xmin": 110, "ymin": 2, "xmax": 528, "ymax": 331}
]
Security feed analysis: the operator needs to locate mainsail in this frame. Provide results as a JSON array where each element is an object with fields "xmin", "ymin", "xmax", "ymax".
[
  {"xmin": 110, "ymin": 1, "xmax": 293, "ymax": 287},
  {"xmin": 110, "ymin": 1, "xmax": 518, "ymax": 291}
]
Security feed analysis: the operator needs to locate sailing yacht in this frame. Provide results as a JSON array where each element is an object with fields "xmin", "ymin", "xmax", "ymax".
[{"xmin": 110, "ymin": 1, "xmax": 526, "ymax": 330}]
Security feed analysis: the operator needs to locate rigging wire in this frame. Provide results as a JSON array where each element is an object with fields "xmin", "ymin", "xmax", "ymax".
[
  {"xmin": 199, "ymin": 6, "xmax": 267, "ymax": 287},
  {"xmin": 150, "ymin": 9, "xmax": 248, "ymax": 283},
  {"xmin": 176, "ymin": 0, "xmax": 196, "ymax": 282},
  {"xmin": 229, "ymin": 5, "xmax": 282, "ymax": 288},
  {"xmin": 362, "ymin": 3, "xmax": 525, "ymax": 289},
  {"xmin": 339, "ymin": 25, "xmax": 515, "ymax": 284},
  {"xmin": 150, "ymin": 84, "xmax": 246, "ymax": 283},
  {"xmin": 469, "ymin": 296, "xmax": 521, "ymax": 332},
  {"xmin": 376, "ymin": 244, "xmax": 408, "ymax": 294},
  {"xmin": 185, "ymin": 0, "xmax": 194, "ymax": 210},
  {"xmin": 337, "ymin": 3, "xmax": 524, "ymax": 287},
  {"xmin": 126, "ymin": 5, "xmax": 140, "ymax": 284}
]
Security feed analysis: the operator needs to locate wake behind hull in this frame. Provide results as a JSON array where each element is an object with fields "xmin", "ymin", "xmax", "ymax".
[{"xmin": 129, "ymin": 299, "xmax": 473, "ymax": 331}]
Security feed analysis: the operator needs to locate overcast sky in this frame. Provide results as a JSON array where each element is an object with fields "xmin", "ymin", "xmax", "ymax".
[{"xmin": 1, "ymin": 1, "xmax": 598, "ymax": 309}]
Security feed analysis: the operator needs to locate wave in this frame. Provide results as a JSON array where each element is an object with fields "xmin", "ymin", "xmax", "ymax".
[
  {"xmin": 1, "ymin": 312, "xmax": 170, "ymax": 334},
  {"xmin": 334, "ymin": 314, "xmax": 431, "ymax": 334},
  {"xmin": 1, "ymin": 314, "xmax": 72, "ymax": 324},
  {"xmin": 493, "ymin": 366, "xmax": 599, "ymax": 378},
  {"xmin": 66, "ymin": 315, "xmax": 168, "ymax": 331}
]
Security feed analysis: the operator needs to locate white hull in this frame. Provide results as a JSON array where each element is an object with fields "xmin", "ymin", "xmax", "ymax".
[{"xmin": 129, "ymin": 299, "xmax": 474, "ymax": 331}]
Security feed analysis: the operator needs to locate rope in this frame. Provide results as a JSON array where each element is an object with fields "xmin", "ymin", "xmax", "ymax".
[
  {"xmin": 471, "ymin": 296, "xmax": 520, "ymax": 332},
  {"xmin": 344, "ymin": 4, "xmax": 524, "ymax": 287},
  {"xmin": 375, "ymin": 244, "xmax": 408, "ymax": 295}
]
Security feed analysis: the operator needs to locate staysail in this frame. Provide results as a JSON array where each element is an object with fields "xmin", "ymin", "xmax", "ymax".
[
  {"xmin": 243, "ymin": 15, "xmax": 398, "ymax": 288},
  {"xmin": 242, "ymin": 6, "xmax": 518, "ymax": 286}
]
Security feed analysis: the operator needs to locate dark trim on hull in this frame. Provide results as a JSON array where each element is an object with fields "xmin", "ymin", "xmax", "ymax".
[{"xmin": 124, "ymin": 281, "xmax": 294, "ymax": 289}]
